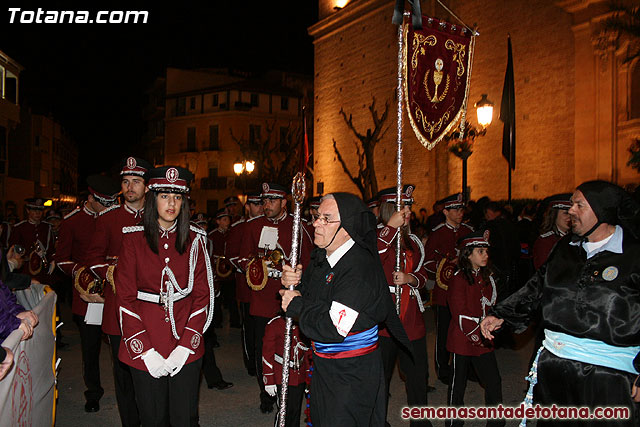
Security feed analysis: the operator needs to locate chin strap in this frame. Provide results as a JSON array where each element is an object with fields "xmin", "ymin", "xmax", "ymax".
[
  {"xmin": 575, "ymin": 220, "xmax": 602, "ymax": 243},
  {"xmin": 320, "ymin": 225, "xmax": 343, "ymax": 250}
]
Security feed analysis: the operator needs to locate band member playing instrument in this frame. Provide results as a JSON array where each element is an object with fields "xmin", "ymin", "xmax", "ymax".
[{"xmin": 55, "ymin": 174, "xmax": 120, "ymax": 412}]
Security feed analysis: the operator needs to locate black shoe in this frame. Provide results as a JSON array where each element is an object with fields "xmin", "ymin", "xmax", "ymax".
[
  {"xmin": 426, "ymin": 384, "xmax": 436, "ymax": 393},
  {"xmin": 247, "ymin": 368, "xmax": 256, "ymax": 377},
  {"xmin": 260, "ymin": 401, "xmax": 274, "ymax": 413},
  {"xmin": 208, "ymin": 380, "xmax": 233, "ymax": 390},
  {"xmin": 438, "ymin": 376, "xmax": 450, "ymax": 386},
  {"xmin": 84, "ymin": 399, "xmax": 99, "ymax": 413}
]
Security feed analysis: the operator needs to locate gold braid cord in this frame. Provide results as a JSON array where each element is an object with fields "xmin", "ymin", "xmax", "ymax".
[
  {"xmin": 436, "ymin": 257, "xmax": 456, "ymax": 291},
  {"xmin": 74, "ymin": 266, "xmax": 96, "ymax": 296},
  {"xmin": 107, "ymin": 265, "xmax": 116, "ymax": 294},
  {"xmin": 215, "ymin": 258, "xmax": 233, "ymax": 278},
  {"xmin": 246, "ymin": 257, "xmax": 268, "ymax": 291}
]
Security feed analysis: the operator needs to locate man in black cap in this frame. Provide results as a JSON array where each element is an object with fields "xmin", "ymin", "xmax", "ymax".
[
  {"xmin": 423, "ymin": 193, "xmax": 473, "ymax": 384},
  {"xmin": 281, "ymin": 193, "xmax": 411, "ymax": 426},
  {"xmin": 54, "ymin": 174, "xmax": 120, "ymax": 412},
  {"xmin": 9, "ymin": 198, "xmax": 55, "ymax": 284},
  {"xmin": 208, "ymin": 208, "xmax": 239, "ymax": 328},
  {"xmin": 85, "ymin": 156, "xmax": 151, "ymax": 426},
  {"xmin": 224, "ymin": 196, "xmax": 242, "ymax": 222},
  {"xmin": 481, "ymin": 181, "xmax": 640, "ymax": 426},
  {"xmin": 227, "ymin": 190, "xmax": 263, "ymax": 376},
  {"xmin": 237, "ymin": 182, "xmax": 313, "ymax": 413}
]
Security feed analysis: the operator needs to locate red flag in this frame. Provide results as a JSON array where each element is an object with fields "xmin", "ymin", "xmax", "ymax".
[{"xmin": 298, "ymin": 107, "xmax": 309, "ymax": 174}]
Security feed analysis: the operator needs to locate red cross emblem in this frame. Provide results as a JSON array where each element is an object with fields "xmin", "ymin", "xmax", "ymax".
[{"xmin": 338, "ymin": 309, "xmax": 346, "ymax": 325}]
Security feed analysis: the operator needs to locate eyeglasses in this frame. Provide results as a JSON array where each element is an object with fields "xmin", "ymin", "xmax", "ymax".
[{"xmin": 311, "ymin": 214, "xmax": 341, "ymax": 226}]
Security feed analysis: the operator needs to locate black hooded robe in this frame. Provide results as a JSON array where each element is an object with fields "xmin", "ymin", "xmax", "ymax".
[{"xmin": 286, "ymin": 193, "xmax": 410, "ymax": 427}]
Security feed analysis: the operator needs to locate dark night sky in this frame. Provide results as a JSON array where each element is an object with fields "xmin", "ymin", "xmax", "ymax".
[{"xmin": 0, "ymin": 2, "xmax": 317, "ymax": 181}]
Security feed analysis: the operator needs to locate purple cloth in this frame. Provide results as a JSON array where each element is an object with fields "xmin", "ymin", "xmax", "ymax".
[{"xmin": 0, "ymin": 280, "xmax": 24, "ymax": 340}]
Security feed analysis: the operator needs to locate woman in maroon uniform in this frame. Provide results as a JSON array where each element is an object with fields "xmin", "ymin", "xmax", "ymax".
[
  {"xmin": 116, "ymin": 166, "xmax": 215, "ymax": 426},
  {"xmin": 446, "ymin": 230, "xmax": 504, "ymax": 427},
  {"xmin": 376, "ymin": 185, "xmax": 432, "ymax": 427}
]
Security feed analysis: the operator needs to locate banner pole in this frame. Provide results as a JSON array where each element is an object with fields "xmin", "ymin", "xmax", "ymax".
[{"xmin": 393, "ymin": 21, "xmax": 406, "ymax": 315}]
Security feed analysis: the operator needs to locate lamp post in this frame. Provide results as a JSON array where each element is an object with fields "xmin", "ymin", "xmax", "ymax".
[
  {"xmin": 234, "ymin": 159, "xmax": 255, "ymax": 193},
  {"xmin": 445, "ymin": 94, "xmax": 494, "ymax": 200}
]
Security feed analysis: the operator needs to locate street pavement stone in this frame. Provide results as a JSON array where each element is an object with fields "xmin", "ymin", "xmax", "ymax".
[{"xmin": 55, "ymin": 302, "xmax": 534, "ymax": 426}]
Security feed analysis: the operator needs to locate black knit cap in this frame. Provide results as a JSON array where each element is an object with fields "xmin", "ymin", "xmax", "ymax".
[
  {"xmin": 332, "ymin": 192, "xmax": 378, "ymax": 256},
  {"xmin": 576, "ymin": 180, "xmax": 640, "ymax": 238}
]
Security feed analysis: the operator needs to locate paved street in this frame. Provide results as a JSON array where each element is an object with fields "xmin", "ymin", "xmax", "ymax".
[{"xmin": 55, "ymin": 301, "xmax": 535, "ymax": 426}]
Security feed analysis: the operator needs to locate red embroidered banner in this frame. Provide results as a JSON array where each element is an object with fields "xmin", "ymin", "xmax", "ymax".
[{"xmin": 404, "ymin": 16, "xmax": 475, "ymax": 150}]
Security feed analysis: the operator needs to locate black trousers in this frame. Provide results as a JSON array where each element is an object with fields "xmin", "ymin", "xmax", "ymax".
[
  {"xmin": 202, "ymin": 326, "xmax": 224, "ymax": 386},
  {"xmin": 254, "ymin": 315, "xmax": 275, "ymax": 405},
  {"xmin": 380, "ymin": 335, "xmax": 432, "ymax": 427},
  {"xmin": 446, "ymin": 352, "xmax": 504, "ymax": 427},
  {"xmin": 220, "ymin": 278, "xmax": 240, "ymax": 326},
  {"xmin": 274, "ymin": 383, "xmax": 305, "ymax": 427},
  {"xmin": 109, "ymin": 334, "xmax": 141, "ymax": 427},
  {"xmin": 435, "ymin": 305, "xmax": 452, "ymax": 380},
  {"xmin": 72, "ymin": 314, "xmax": 104, "ymax": 401},
  {"xmin": 130, "ymin": 358, "xmax": 202, "ymax": 427},
  {"xmin": 240, "ymin": 302, "xmax": 256, "ymax": 374}
]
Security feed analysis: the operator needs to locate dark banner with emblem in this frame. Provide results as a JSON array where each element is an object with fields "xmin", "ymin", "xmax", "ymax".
[{"xmin": 403, "ymin": 16, "xmax": 475, "ymax": 150}]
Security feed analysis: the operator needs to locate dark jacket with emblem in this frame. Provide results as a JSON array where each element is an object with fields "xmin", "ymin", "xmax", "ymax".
[
  {"xmin": 237, "ymin": 213, "xmax": 313, "ymax": 318},
  {"xmin": 423, "ymin": 222, "xmax": 473, "ymax": 306},
  {"xmin": 115, "ymin": 225, "xmax": 210, "ymax": 371},
  {"xmin": 491, "ymin": 229, "xmax": 640, "ymax": 424},
  {"xmin": 447, "ymin": 270, "xmax": 496, "ymax": 356},
  {"xmin": 377, "ymin": 224, "xmax": 427, "ymax": 341},
  {"xmin": 86, "ymin": 203, "xmax": 144, "ymax": 336},
  {"xmin": 54, "ymin": 204, "xmax": 99, "ymax": 316}
]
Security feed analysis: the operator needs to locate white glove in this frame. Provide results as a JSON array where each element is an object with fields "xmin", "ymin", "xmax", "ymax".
[
  {"xmin": 265, "ymin": 384, "xmax": 277, "ymax": 397},
  {"xmin": 141, "ymin": 349, "xmax": 171, "ymax": 378},
  {"xmin": 165, "ymin": 346, "xmax": 192, "ymax": 377}
]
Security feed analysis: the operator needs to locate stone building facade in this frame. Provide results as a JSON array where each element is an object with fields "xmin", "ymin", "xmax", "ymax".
[{"xmin": 310, "ymin": 0, "xmax": 639, "ymax": 210}]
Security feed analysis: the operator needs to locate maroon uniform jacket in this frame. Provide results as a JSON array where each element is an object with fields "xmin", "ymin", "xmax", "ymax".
[
  {"xmin": 377, "ymin": 224, "xmax": 427, "ymax": 341},
  {"xmin": 423, "ymin": 222, "xmax": 473, "ymax": 306},
  {"xmin": 86, "ymin": 203, "xmax": 144, "ymax": 335},
  {"xmin": 227, "ymin": 218, "xmax": 251, "ymax": 304},
  {"xmin": 116, "ymin": 225, "xmax": 211, "ymax": 371},
  {"xmin": 262, "ymin": 316, "xmax": 311, "ymax": 387},
  {"xmin": 532, "ymin": 230, "xmax": 563, "ymax": 270},
  {"xmin": 9, "ymin": 219, "xmax": 54, "ymax": 283},
  {"xmin": 54, "ymin": 204, "xmax": 100, "ymax": 316},
  {"xmin": 446, "ymin": 270, "xmax": 496, "ymax": 356},
  {"xmin": 237, "ymin": 213, "xmax": 313, "ymax": 318}
]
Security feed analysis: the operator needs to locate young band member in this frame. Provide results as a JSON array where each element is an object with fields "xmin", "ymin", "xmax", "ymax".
[
  {"xmin": 447, "ymin": 230, "xmax": 504, "ymax": 427},
  {"xmin": 116, "ymin": 166, "xmax": 215, "ymax": 426}
]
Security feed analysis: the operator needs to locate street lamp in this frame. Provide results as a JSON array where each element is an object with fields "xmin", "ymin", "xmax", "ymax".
[
  {"xmin": 445, "ymin": 94, "xmax": 494, "ymax": 199},
  {"xmin": 234, "ymin": 159, "xmax": 255, "ymax": 192},
  {"xmin": 475, "ymin": 94, "xmax": 494, "ymax": 128}
]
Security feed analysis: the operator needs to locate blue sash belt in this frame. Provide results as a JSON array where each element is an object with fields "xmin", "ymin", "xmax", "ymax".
[
  {"xmin": 313, "ymin": 325, "xmax": 378, "ymax": 355},
  {"xmin": 543, "ymin": 329, "xmax": 640, "ymax": 375}
]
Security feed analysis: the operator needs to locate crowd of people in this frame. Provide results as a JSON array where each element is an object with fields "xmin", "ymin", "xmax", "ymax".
[{"xmin": 0, "ymin": 155, "xmax": 639, "ymax": 427}]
